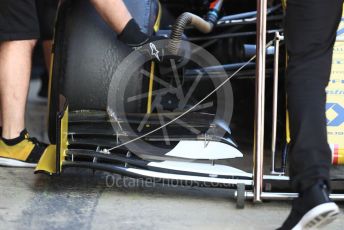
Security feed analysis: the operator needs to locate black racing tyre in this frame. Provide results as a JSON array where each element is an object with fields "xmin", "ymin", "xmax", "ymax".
[
  {"xmin": 48, "ymin": 0, "xmax": 159, "ymax": 143},
  {"xmin": 48, "ymin": 0, "xmax": 69, "ymax": 144}
]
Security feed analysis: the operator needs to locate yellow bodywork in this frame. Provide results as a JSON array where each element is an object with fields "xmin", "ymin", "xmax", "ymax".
[
  {"xmin": 59, "ymin": 106, "xmax": 69, "ymax": 172},
  {"xmin": 35, "ymin": 106, "xmax": 69, "ymax": 174},
  {"xmin": 34, "ymin": 145, "xmax": 57, "ymax": 175}
]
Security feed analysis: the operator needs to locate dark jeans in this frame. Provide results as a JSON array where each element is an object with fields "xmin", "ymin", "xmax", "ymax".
[{"xmin": 285, "ymin": 0, "xmax": 344, "ymax": 192}]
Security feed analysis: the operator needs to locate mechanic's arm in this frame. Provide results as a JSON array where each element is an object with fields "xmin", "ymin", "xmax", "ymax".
[
  {"xmin": 89, "ymin": 0, "xmax": 132, "ymax": 34},
  {"xmin": 90, "ymin": 0, "xmax": 152, "ymax": 46}
]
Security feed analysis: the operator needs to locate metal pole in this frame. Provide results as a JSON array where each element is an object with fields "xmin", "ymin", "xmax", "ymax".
[
  {"xmin": 271, "ymin": 32, "xmax": 281, "ymax": 174},
  {"xmin": 244, "ymin": 191, "xmax": 344, "ymax": 201},
  {"xmin": 253, "ymin": 0, "xmax": 267, "ymax": 202}
]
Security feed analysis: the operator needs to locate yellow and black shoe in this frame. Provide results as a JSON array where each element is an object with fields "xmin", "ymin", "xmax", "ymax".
[{"xmin": 0, "ymin": 129, "xmax": 47, "ymax": 167}]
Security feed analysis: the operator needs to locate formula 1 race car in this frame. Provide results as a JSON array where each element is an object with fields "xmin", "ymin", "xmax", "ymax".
[{"xmin": 37, "ymin": 0, "xmax": 344, "ymax": 208}]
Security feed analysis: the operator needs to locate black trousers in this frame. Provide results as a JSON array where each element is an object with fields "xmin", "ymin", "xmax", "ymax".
[{"xmin": 285, "ymin": 0, "xmax": 343, "ymax": 192}]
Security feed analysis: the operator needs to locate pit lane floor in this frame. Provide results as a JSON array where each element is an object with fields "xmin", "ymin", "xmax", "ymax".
[{"xmin": 0, "ymin": 80, "xmax": 343, "ymax": 230}]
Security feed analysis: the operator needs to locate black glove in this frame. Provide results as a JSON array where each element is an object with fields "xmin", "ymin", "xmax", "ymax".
[
  {"xmin": 118, "ymin": 19, "xmax": 187, "ymax": 69},
  {"xmin": 118, "ymin": 19, "xmax": 166, "ymax": 62}
]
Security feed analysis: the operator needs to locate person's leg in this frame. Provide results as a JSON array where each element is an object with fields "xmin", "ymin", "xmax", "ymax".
[
  {"xmin": 0, "ymin": 100, "xmax": 2, "ymax": 129},
  {"xmin": 36, "ymin": 0, "xmax": 58, "ymax": 98},
  {"xmin": 0, "ymin": 0, "xmax": 40, "ymax": 138},
  {"xmin": 42, "ymin": 40, "xmax": 52, "ymax": 71},
  {"xmin": 286, "ymin": 0, "xmax": 343, "ymax": 192},
  {"xmin": 36, "ymin": 40, "xmax": 52, "ymax": 98},
  {"xmin": 278, "ymin": 0, "xmax": 343, "ymax": 229},
  {"xmin": 0, "ymin": 0, "xmax": 48, "ymax": 167},
  {"xmin": 0, "ymin": 40, "xmax": 37, "ymax": 139},
  {"xmin": 36, "ymin": 0, "xmax": 57, "ymax": 70}
]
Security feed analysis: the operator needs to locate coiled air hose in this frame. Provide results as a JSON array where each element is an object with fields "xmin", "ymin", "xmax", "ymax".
[{"xmin": 168, "ymin": 0, "xmax": 223, "ymax": 55}]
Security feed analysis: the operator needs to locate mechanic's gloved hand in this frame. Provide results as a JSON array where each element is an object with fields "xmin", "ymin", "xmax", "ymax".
[{"xmin": 118, "ymin": 19, "xmax": 166, "ymax": 62}]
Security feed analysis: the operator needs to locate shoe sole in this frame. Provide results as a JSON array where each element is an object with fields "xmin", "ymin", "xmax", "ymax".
[
  {"xmin": 292, "ymin": 202, "xmax": 340, "ymax": 230},
  {"xmin": 0, "ymin": 157, "xmax": 37, "ymax": 168}
]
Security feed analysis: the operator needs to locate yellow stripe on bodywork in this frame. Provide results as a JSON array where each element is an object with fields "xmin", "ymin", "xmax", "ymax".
[
  {"xmin": 60, "ymin": 106, "xmax": 69, "ymax": 172},
  {"xmin": 286, "ymin": 111, "xmax": 290, "ymax": 143},
  {"xmin": 146, "ymin": 2, "xmax": 162, "ymax": 114},
  {"xmin": 154, "ymin": 2, "xmax": 162, "ymax": 32},
  {"xmin": 281, "ymin": 0, "xmax": 287, "ymax": 11},
  {"xmin": 47, "ymin": 53, "xmax": 54, "ymax": 123},
  {"xmin": 146, "ymin": 62, "xmax": 155, "ymax": 114}
]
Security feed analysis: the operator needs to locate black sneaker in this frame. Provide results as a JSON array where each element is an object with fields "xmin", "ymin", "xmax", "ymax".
[
  {"xmin": 277, "ymin": 180, "xmax": 340, "ymax": 230},
  {"xmin": 0, "ymin": 129, "xmax": 48, "ymax": 167}
]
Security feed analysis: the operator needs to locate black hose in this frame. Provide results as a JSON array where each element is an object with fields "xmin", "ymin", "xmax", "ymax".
[
  {"xmin": 168, "ymin": 13, "xmax": 193, "ymax": 55},
  {"xmin": 168, "ymin": 0, "xmax": 223, "ymax": 55}
]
